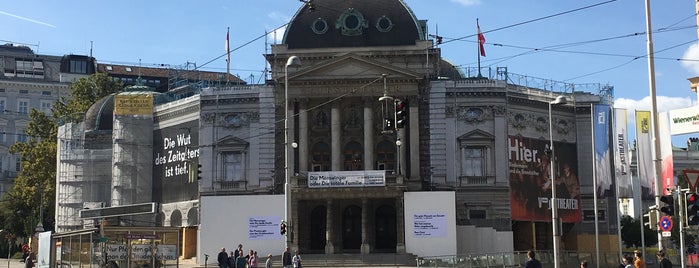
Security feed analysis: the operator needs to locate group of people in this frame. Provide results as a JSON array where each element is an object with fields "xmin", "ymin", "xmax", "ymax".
[
  {"xmin": 523, "ymin": 249, "xmax": 672, "ymax": 268},
  {"xmin": 217, "ymin": 245, "xmax": 302, "ymax": 268},
  {"xmin": 621, "ymin": 250, "xmax": 672, "ymax": 268}
]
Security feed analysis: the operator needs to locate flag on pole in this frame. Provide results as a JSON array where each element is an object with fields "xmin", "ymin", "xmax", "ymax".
[
  {"xmin": 226, "ymin": 27, "xmax": 230, "ymax": 63},
  {"xmin": 477, "ymin": 21, "xmax": 486, "ymax": 57}
]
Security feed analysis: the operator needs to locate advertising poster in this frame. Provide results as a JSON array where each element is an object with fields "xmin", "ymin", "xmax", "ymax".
[
  {"xmin": 412, "ymin": 213, "xmax": 447, "ymax": 237},
  {"xmin": 614, "ymin": 108, "xmax": 633, "ymax": 198},
  {"xmin": 153, "ymin": 119, "xmax": 200, "ymax": 203},
  {"xmin": 509, "ymin": 136, "xmax": 581, "ymax": 222},
  {"xmin": 635, "ymin": 110, "xmax": 655, "ymax": 199},
  {"xmin": 593, "ymin": 104, "xmax": 612, "ymax": 198},
  {"xmin": 659, "ymin": 112, "xmax": 674, "ymax": 195},
  {"xmin": 248, "ymin": 216, "xmax": 281, "ymax": 240}
]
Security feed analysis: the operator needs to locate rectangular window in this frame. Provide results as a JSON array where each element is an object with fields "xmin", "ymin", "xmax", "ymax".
[
  {"xmin": 469, "ymin": 209, "xmax": 487, "ymax": 219},
  {"xmin": 0, "ymin": 98, "xmax": 6, "ymax": 113},
  {"xmin": 40, "ymin": 100, "xmax": 52, "ymax": 114},
  {"xmin": 19, "ymin": 90, "xmax": 28, "ymax": 94},
  {"xmin": 16, "ymin": 130, "xmax": 27, "ymax": 143},
  {"xmin": 15, "ymin": 157, "xmax": 20, "ymax": 172},
  {"xmin": 69, "ymin": 60, "xmax": 88, "ymax": 73},
  {"xmin": 461, "ymin": 146, "xmax": 485, "ymax": 176},
  {"xmin": 42, "ymin": 91, "xmax": 51, "ymax": 96},
  {"xmin": 223, "ymin": 152, "xmax": 245, "ymax": 181},
  {"xmin": 0, "ymin": 128, "xmax": 4, "ymax": 144},
  {"xmin": 18, "ymin": 99, "xmax": 28, "ymax": 114}
]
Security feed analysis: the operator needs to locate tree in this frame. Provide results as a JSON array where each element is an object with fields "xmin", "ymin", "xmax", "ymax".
[
  {"xmin": 620, "ymin": 215, "xmax": 658, "ymax": 248},
  {"xmin": 0, "ymin": 73, "xmax": 122, "ymax": 237}
]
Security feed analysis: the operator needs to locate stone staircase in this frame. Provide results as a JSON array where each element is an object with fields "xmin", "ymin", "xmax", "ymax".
[{"xmin": 299, "ymin": 253, "xmax": 418, "ymax": 267}]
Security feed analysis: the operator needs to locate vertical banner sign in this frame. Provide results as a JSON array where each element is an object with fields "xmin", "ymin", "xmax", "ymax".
[
  {"xmin": 635, "ymin": 110, "xmax": 655, "ymax": 199},
  {"xmin": 658, "ymin": 112, "xmax": 674, "ymax": 195},
  {"xmin": 613, "ymin": 108, "xmax": 633, "ymax": 198},
  {"xmin": 508, "ymin": 136, "xmax": 581, "ymax": 222},
  {"xmin": 593, "ymin": 105, "xmax": 612, "ymax": 198}
]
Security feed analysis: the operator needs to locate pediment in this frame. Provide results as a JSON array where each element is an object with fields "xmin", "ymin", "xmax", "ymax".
[
  {"xmin": 457, "ymin": 129, "xmax": 494, "ymax": 141},
  {"xmin": 287, "ymin": 54, "xmax": 422, "ymax": 81},
  {"xmin": 215, "ymin": 135, "xmax": 249, "ymax": 150}
]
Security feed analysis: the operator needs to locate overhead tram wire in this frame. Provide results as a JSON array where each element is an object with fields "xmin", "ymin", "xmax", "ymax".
[
  {"xmin": 441, "ymin": 0, "xmax": 618, "ymax": 45},
  {"xmin": 564, "ymin": 38, "xmax": 699, "ymax": 81}
]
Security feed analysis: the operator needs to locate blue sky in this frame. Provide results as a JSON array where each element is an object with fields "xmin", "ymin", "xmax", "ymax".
[{"xmin": 2, "ymin": 0, "xmax": 698, "ymax": 145}]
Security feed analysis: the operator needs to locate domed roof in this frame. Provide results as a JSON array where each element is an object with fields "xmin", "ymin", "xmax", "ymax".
[
  {"xmin": 283, "ymin": 0, "xmax": 425, "ymax": 49},
  {"xmin": 85, "ymin": 93, "xmax": 116, "ymax": 132}
]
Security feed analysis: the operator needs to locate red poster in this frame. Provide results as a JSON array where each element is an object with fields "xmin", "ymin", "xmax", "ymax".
[{"xmin": 509, "ymin": 136, "xmax": 581, "ymax": 222}]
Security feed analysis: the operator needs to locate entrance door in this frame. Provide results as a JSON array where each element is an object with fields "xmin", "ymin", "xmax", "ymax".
[
  {"xmin": 374, "ymin": 205, "xmax": 396, "ymax": 252},
  {"xmin": 342, "ymin": 205, "xmax": 362, "ymax": 250},
  {"xmin": 309, "ymin": 206, "xmax": 327, "ymax": 250}
]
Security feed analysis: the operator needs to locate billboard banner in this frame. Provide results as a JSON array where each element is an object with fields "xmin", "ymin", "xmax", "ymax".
[
  {"xmin": 659, "ymin": 112, "xmax": 674, "ymax": 195},
  {"xmin": 635, "ymin": 110, "xmax": 655, "ymax": 199},
  {"xmin": 614, "ymin": 108, "xmax": 633, "ymax": 198},
  {"xmin": 153, "ymin": 119, "xmax": 200, "ymax": 203},
  {"xmin": 668, "ymin": 105, "xmax": 699, "ymax": 135},
  {"xmin": 593, "ymin": 104, "xmax": 612, "ymax": 198},
  {"xmin": 508, "ymin": 136, "xmax": 581, "ymax": 222},
  {"xmin": 307, "ymin": 170, "xmax": 386, "ymax": 188},
  {"xmin": 114, "ymin": 93, "xmax": 153, "ymax": 115}
]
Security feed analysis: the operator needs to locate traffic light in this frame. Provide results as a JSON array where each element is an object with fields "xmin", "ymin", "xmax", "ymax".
[
  {"xmin": 197, "ymin": 164, "xmax": 203, "ymax": 180},
  {"xmin": 394, "ymin": 99, "xmax": 408, "ymax": 128},
  {"xmin": 643, "ymin": 211, "xmax": 658, "ymax": 231},
  {"xmin": 280, "ymin": 221, "xmax": 287, "ymax": 235},
  {"xmin": 436, "ymin": 35, "xmax": 443, "ymax": 45},
  {"xmin": 660, "ymin": 194, "xmax": 674, "ymax": 216},
  {"xmin": 687, "ymin": 193, "xmax": 699, "ymax": 225}
]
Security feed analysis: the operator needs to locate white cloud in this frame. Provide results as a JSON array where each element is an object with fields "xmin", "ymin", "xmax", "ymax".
[
  {"xmin": 614, "ymin": 95, "xmax": 694, "ymax": 112},
  {"xmin": 681, "ymin": 41, "xmax": 699, "ymax": 75},
  {"xmin": 450, "ymin": 0, "xmax": 481, "ymax": 6}
]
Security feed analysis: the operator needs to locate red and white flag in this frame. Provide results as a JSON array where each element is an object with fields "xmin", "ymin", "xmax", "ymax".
[
  {"xmin": 477, "ymin": 21, "xmax": 486, "ymax": 57},
  {"xmin": 225, "ymin": 27, "xmax": 230, "ymax": 63}
]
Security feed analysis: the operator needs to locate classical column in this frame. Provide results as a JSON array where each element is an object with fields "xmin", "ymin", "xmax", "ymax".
[
  {"xmin": 331, "ymin": 103, "xmax": 341, "ymax": 170},
  {"xmin": 395, "ymin": 197, "xmax": 406, "ymax": 253},
  {"xmin": 299, "ymin": 99, "xmax": 309, "ymax": 173},
  {"xmin": 361, "ymin": 198, "xmax": 370, "ymax": 253},
  {"xmin": 325, "ymin": 199, "xmax": 335, "ymax": 253},
  {"xmin": 363, "ymin": 98, "xmax": 374, "ymax": 170}
]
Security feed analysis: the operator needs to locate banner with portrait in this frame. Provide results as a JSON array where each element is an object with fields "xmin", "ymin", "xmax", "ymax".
[{"xmin": 509, "ymin": 136, "xmax": 581, "ymax": 222}]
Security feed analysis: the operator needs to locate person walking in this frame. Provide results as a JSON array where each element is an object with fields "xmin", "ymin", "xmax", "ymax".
[
  {"xmin": 217, "ymin": 248, "xmax": 229, "ymax": 268},
  {"xmin": 265, "ymin": 254, "xmax": 273, "ymax": 268},
  {"xmin": 24, "ymin": 249, "xmax": 34, "ymax": 268},
  {"xmin": 282, "ymin": 247, "xmax": 292, "ymax": 268},
  {"xmin": 524, "ymin": 250, "xmax": 541, "ymax": 268},
  {"xmin": 292, "ymin": 250, "xmax": 302, "ymax": 268},
  {"xmin": 634, "ymin": 250, "xmax": 646, "ymax": 268},
  {"xmin": 248, "ymin": 250, "xmax": 258, "ymax": 268},
  {"xmin": 657, "ymin": 251, "xmax": 672, "ymax": 268}
]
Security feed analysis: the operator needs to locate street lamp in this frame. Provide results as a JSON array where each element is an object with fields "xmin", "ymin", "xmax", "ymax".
[
  {"xmin": 548, "ymin": 95, "xmax": 566, "ymax": 268},
  {"xmin": 284, "ymin": 56, "xmax": 301, "ymax": 249}
]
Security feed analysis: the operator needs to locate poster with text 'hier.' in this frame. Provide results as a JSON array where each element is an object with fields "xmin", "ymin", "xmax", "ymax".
[{"xmin": 412, "ymin": 213, "xmax": 446, "ymax": 237}]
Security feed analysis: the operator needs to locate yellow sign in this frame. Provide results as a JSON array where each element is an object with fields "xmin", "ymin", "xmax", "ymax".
[{"xmin": 114, "ymin": 94, "xmax": 153, "ymax": 115}]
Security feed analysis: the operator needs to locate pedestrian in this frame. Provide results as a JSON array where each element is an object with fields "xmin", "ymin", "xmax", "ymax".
[
  {"xmin": 580, "ymin": 260, "xmax": 588, "ymax": 268},
  {"xmin": 634, "ymin": 250, "xmax": 646, "ymax": 268},
  {"xmin": 265, "ymin": 254, "xmax": 273, "ymax": 268},
  {"xmin": 228, "ymin": 251, "xmax": 236, "ymax": 268},
  {"xmin": 282, "ymin": 247, "xmax": 292, "ymax": 268},
  {"xmin": 623, "ymin": 254, "xmax": 634, "ymax": 268},
  {"xmin": 292, "ymin": 250, "xmax": 302, "ymax": 268},
  {"xmin": 235, "ymin": 252, "xmax": 247, "ymax": 268},
  {"xmin": 524, "ymin": 250, "xmax": 541, "ymax": 268},
  {"xmin": 657, "ymin": 250, "xmax": 672, "ymax": 268},
  {"xmin": 248, "ymin": 250, "xmax": 258, "ymax": 268},
  {"xmin": 217, "ymin": 248, "xmax": 228, "ymax": 268},
  {"xmin": 24, "ymin": 249, "xmax": 34, "ymax": 268}
]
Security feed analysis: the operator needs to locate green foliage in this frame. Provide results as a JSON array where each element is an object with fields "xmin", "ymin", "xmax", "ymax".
[
  {"xmin": 0, "ymin": 73, "xmax": 122, "ymax": 238},
  {"xmin": 620, "ymin": 215, "xmax": 658, "ymax": 248}
]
